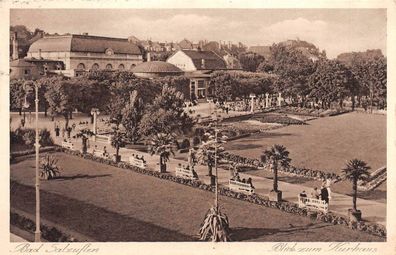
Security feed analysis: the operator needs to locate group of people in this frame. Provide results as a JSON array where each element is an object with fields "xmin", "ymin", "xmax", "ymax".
[
  {"xmin": 299, "ymin": 180, "xmax": 332, "ymax": 205},
  {"xmin": 230, "ymin": 172, "xmax": 255, "ymax": 189}
]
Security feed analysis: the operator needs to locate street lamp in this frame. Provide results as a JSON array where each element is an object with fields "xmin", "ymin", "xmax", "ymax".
[{"xmin": 25, "ymin": 82, "xmax": 41, "ymax": 242}]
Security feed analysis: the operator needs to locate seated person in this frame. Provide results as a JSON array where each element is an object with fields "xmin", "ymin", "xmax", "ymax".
[
  {"xmin": 140, "ymin": 156, "xmax": 145, "ymax": 163},
  {"xmin": 235, "ymin": 174, "xmax": 241, "ymax": 182},
  {"xmin": 241, "ymin": 178, "xmax": 246, "ymax": 183},
  {"xmin": 299, "ymin": 190, "xmax": 307, "ymax": 198}
]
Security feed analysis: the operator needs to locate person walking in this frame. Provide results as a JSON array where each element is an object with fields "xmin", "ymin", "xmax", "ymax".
[{"xmin": 320, "ymin": 185, "xmax": 329, "ymax": 204}]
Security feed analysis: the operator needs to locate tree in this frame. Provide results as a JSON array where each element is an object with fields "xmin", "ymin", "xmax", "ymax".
[
  {"xmin": 121, "ymin": 90, "xmax": 144, "ymax": 144},
  {"xmin": 45, "ymin": 79, "xmax": 78, "ymax": 129},
  {"xmin": 196, "ymin": 143, "xmax": 215, "ymax": 176},
  {"xmin": 148, "ymin": 132, "xmax": 175, "ymax": 173},
  {"xmin": 307, "ymin": 59, "xmax": 355, "ymax": 109},
  {"xmin": 139, "ymin": 85, "xmax": 193, "ymax": 136},
  {"xmin": 75, "ymin": 129, "xmax": 94, "ymax": 154},
  {"xmin": 111, "ymin": 126, "xmax": 126, "ymax": 163},
  {"xmin": 258, "ymin": 43, "xmax": 316, "ymax": 104},
  {"xmin": 238, "ymin": 52, "xmax": 265, "ymax": 72},
  {"xmin": 261, "ymin": 144, "xmax": 291, "ymax": 201},
  {"xmin": 341, "ymin": 159, "xmax": 370, "ymax": 217},
  {"xmin": 35, "ymin": 76, "xmax": 65, "ymax": 117},
  {"xmin": 350, "ymin": 57, "xmax": 387, "ymax": 111},
  {"xmin": 10, "ymin": 79, "xmax": 26, "ymax": 115}
]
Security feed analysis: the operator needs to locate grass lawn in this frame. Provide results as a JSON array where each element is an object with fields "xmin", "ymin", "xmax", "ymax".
[
  {"xmin": 224, "ymin": 112, "xmax": 386, "ymax": 199},
  {"xmin": 224, "ymin": 112, "xmax": 386, "ymax": 173},
  {"xmin": 10, "ymin": 153, "xmax": 384, "ymax": 242}
]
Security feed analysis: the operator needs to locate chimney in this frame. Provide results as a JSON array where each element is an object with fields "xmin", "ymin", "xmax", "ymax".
[
  {"xmin": 147, "ymin": 52, "xmax": 151, "ymax": 62},
  {"xmin": 218, "ymin": 40, "xmax": 222, "ymax": 50},
  {"xmin": 12, "ymin": 32, "xmax": 19, "ymax": 60},
  {"xmin": 38, "ymin": 49, "xmax": 42, "ymax": 59},
  {"xmin": 228, "ymin": 41, "xmax": 231, "ymax": 49},
  {"xmin": 201, "ymin": 59, "xmax": 205, "ymax": 69}
]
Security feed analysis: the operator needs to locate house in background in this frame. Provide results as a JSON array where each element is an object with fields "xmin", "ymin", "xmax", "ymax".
[
  {"xmin": 10, "ymin": 59, "xmax": 40, "ymax": 80},
  {"xmin": 167, "ymin": 49, "xmax": 228, "ymax": 101}
]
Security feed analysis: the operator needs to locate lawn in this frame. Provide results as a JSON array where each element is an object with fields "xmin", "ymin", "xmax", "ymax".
[
  {"xmin": 224, "ymin": 112, "xmax": 386, "ymax": 173},
  {"xmin": 10, "ymin": 153, "xmax": 384, "ymax": 241}
]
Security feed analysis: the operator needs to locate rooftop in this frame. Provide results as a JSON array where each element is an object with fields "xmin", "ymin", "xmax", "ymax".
[
  {"xmin": 28, "ymin": 34, "xmax": 142, "ymax": 55},
  {"xmin": 131, "ymin": 61, "xmax": 183, "ymax": 73}
]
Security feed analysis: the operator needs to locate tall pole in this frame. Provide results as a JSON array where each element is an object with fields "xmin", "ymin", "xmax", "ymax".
[
  {"xmin": 34, "ymin": 83, "xmax": 41, "ymax": 242},
  {"xmin": 214, "ymin": 129, "xmax": 218, "ymax": 211}
]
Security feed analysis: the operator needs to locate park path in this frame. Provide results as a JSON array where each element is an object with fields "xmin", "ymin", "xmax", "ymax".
[{"xmin": 53, "ymin": 135, "xmax": 386, "ymax": 226}]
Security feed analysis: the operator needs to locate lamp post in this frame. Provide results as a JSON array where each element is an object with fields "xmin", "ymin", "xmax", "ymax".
[
  {"xmin": 34, "ymin": 82, "xmax": 41, "ymax": 242},
  {"xmin": 23, "ymin": 82, "xmax": 41, "ymax": 241}
]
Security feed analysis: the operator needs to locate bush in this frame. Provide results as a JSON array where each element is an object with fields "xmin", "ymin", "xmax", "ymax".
[
  {"xmin": 180, "ymin": 139, "xmax": 190, "ymax": 149},
  {"xmin": 22, "ymin": 129, "xmax": 35, "ymax": 146},
  {"xmin": 39, "ymin": 128, "xmax": 54, "ymax": 146},
  {"xmin": 192, "ymin": 136, "xmax": 201, "ymax": 146}
]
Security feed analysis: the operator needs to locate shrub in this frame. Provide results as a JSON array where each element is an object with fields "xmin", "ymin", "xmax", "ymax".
[
  {"xmin": 40, "ymin": 154, "xmax": 61, "ymax": 180},
  {"xmin": 39, "ymin": 128, "xmax": 54, "ymax": 146},
  {"xmin": 22, "ymin": 129, "xmax": 35, "ymax": 146},
  {"xmin": 180, "ymin": 139, "xmax": 190, "ymax": 149},
  {"xmin": 192, "ymin": 136, "xmax": 201, "ymax": 146}
]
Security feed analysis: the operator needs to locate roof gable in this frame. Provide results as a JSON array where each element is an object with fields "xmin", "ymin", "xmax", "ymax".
[{"xmin": 181, "ymin": 50, "xmax": 227, "ymax": 70}]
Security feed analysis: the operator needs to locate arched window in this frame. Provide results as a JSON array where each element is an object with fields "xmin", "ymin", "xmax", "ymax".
[
  {"xmin": 91, "ymin": 63, "xmax": 100, "ymax": 70},
  {"xmin": 130, "ymin": 64, "xmax": 136, "ymax": 69},
  {"xmin": 77, "ymin": 63, "xmax": 85, "ymax": 70},
  {"xmin": 106, "ymin": 64, "xmax": 113, "ymax": 70},
  {"xmin": 118, "ymin": 64, "xmax": 125, "ymax": 70}
]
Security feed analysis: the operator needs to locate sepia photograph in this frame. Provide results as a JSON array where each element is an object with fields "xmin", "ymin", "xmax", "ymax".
[{"xmin": 1, "ymin": 1, "xmax": 394, "ymax": 254}]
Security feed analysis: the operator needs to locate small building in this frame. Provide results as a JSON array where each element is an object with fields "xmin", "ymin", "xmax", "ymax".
[
  {"xmin": 166, "ymin": 49, "xmax": 227, "ymax": 72},
  {"xmin": 10, "ymin": 59, "xmax": 40, "ymax": 80},
  {"xmin": 131, "ymin": 61, "xmax": 183, "ymax": 78}
]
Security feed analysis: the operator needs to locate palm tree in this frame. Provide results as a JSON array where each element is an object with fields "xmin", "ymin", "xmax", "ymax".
[
  {"xmin": 342, "ymin": 159, "xmax": 370, "ymax": 219},
  {"xmin": 196, "ymin": 143, "xmax": 215, "ymax": 176},
  {"xmin": 111, "ymin": 126, "xmax": 125, "ymax": 163},
  {"xmin": 261, "ymin": 144, "xmax": 291, "ymax": 201},
  {"xmin": 75, "ymin": 128, "xmax": 94, "ymax": 154},
  {"xmin": 148, "ymin": 133, "xmax": 175, "ymax": 173}
]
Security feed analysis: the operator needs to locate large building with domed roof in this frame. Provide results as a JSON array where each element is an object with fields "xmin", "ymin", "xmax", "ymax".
[{"xmin": 26, "ymin": 34, "xmax": 143, "ymax": 77}]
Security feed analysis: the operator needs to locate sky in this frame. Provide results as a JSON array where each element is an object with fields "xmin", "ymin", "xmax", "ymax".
[{"xmin": 10, "ymin": 9, "xmax": 386, "ymax": 58}]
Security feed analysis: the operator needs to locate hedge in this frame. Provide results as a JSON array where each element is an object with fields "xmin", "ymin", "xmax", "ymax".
[{"xmin": 10, "ymin": 210, "xmax": 79, "ymax": 242}]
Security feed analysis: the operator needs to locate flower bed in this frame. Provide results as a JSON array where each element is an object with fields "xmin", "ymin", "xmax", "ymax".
[
  {"xmin": 220, "ymin": 152, "xmax": 342, "ymax": 182},
  {"xmin": 278, "ymin": 107, "xmax": 350, "ymax": 117},
  {"xmin": 253, "ymin": 113, "xmax": 306, "ymax": 125},
  {"xmin": 56, "ymin": 147, "xmax": 385, "ymax": 237}
]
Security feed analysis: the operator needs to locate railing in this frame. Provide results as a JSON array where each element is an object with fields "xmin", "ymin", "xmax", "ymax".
[
  {"xmin": 298, "ymin": 196, "xmax": 328, "ymax": 213},
  {"xmin": 229, "ymin": 179, "xmax": 254, "ymax": 195}
]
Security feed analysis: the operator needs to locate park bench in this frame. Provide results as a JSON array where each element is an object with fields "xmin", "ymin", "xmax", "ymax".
[
  {"xmin": 61, "ymin": 141, "xmax": 74, "ymax": 150},
  {"xmin": 175, "ymin": 165, "xmax": 198, "ymax": 180},
  {"xmin": 129, "ymin": 157, "xmax": 147, "ymax": 169},
  {"xmin": 229, "ymin": 179, "xmax": 254, "ymax": 195},
  {"xmin": 298, "ymin": 196, "xmax": 328, "ymax": 213},
  {"xmin": 92, "ymin": 149, "xmax": 111, "ymax": 159}
]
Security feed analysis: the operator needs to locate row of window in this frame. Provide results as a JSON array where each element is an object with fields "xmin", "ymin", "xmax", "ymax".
[{"xmin": 76, "ymin": 63, "xmax": 137, "ymax": 70}]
